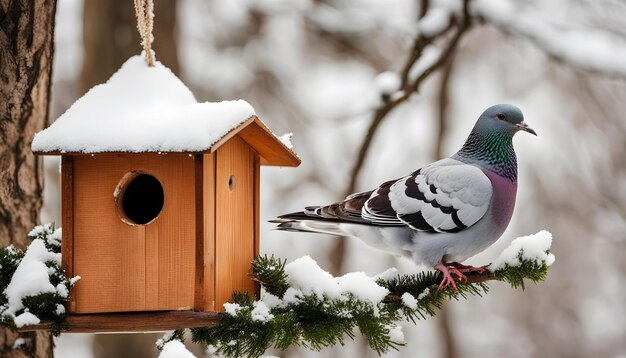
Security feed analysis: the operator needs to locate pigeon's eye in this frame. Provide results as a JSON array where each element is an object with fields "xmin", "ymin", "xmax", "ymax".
[{"xmin": 496, "ymin": 113, "xmax": 506, "ymax": 120}]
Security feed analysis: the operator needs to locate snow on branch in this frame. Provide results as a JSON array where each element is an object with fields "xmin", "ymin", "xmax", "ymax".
[
  {"xmin": 0, "ymin": 226, "xmax": 554, "ymax": 356},
  {"xmin": 184, "ymin": 230, "xmax": 554, "ymax": 358},
  {"xmin": 0, "ymin": 224, "xmax": 79, "ymax": 335},
  {"xmin": 473, "ymin": 0, "xmax": 626, "ymax": 78}
]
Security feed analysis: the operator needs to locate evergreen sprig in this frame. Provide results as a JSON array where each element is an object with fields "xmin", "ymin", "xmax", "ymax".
[
  {"xmin": 189, "ymin": 252, "xmax": 552, "ymax": 358},
  {"xmin": 0, "ymin": 225, "xmax": 551, "ymax": 355},
  {"xmin": 0, "ymin": 223, "xmax": 77, "ymax": 335},
  {"xmin": 492, "ymin": 249, "xmax": 550, "ymax": 289},
  {"xmin": 249, "ymin": 255, "xmax": 288, "ymax": 297}
]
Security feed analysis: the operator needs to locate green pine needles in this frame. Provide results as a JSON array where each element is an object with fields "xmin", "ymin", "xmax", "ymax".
[
  {"xmin": 0, "ymin": 224, "xmax": 78, "ymax": 335},
  {"xmin": 0, "ymin": 226, "xmax": 552, "ymax": 357},
  {"xmin": 183, "ymin": 241, "xmax": 552, "ymax": 358}
]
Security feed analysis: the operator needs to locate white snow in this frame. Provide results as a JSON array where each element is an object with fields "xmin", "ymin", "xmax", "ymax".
[
  {"xmin": 223, "ymin": 302, "xmax": 243, "ymax": 316},
  {"xmin": 284, "ymin": 256, "xmax": 389, "ymax": 306},
  {"xmin": 401, "ymin": 293, "xmax": 418, "ymax": 309},
  {"xmin": 32, "ymin": 55, "xmax": 257, "ymax": 153},
  {"xmin": 251, "ymin": 301, "xmax": 274, "ymax": 322},
  {"xmin": 56, "ymin": 283, "xmax": 68, "ymax": 298},
  {"xmin": 374, "ymin": 72, "xmax": 401, "ymax": 95},
  {"xmin": 278, "ymin": 133, "xmax": 294, "ymax": 149},
  {"xmin": 490, "ymin": 230, "xmax": 555, "ymax": 271},
  {"xmin": 408, "ymin": 46, "xmax": 442, "ymax": 82},
  {"xmin": 417, "ymin": 8, "xmax": 451, "ymax": 37},
  {"xmin": 156, "ymin": 331, "xmax": 176, "ymax": 350},
  {"xmin": 282, "ymin": 287, "xmax": 304, "ymax": 305},
  {"xmin": 284, "ymin": 256, "xmax": 340, "ymax": 300},
  {"xmin": 417, "ymin": 288, "xmax": 430, "ymax": 301},
  {"xmin": 207, "ymin": 345, "xmax": 218, "ymax": 354},
  {"xmin": 69, "ymin": 276, "xmax": 81, "ymax": 285},
  {"xmin": 337, "ymin": 272, "xmax": 389, "ymax": 306},
  {"xmin": 4, "ymin": 239, "xmax": 60, "ymax": 317},
  {"xmin": 28, "ymin": 224, "xmax": 62, "ymax": 249},
  {"xmin": 27, "ymin": 223, "xmax": 52, "ymax": 238},
  {"xmin": 374, "ymin": 267, "xmax": 400, "ymax": 281},
  {"xmin": 159, "ymin": 340, "xmax": 197, "ymax": 358},
  {"xmin": 49, "ymin": 228, "xmax": 62, "ymax": 248},
  {"xmin": 473, "ymin": 0, "xmax": 626, "ymax": 77},
  {"xmin": 14, "ymin": 311, "xmax": 41, "ymax": 328},
  {"xmin": 260, "ymin": 291, "xmax": 282, "ymax": 309},
  {"xmin": 386, "ymin": 324, "xmax": 405, "ymax": 344}
]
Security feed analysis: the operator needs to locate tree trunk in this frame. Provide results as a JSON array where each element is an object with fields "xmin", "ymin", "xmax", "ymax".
[{"xmin": 0, "ymin": 0, "xmax": 57, "ymax": 357}]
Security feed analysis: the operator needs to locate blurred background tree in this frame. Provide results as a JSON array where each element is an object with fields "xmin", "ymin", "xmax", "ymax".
[{"xmin": 47, "ymin": 0, "xmax": 625, "ymax": 357}]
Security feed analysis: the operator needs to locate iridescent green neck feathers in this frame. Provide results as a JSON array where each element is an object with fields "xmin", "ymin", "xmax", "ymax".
[{"xmin": 453, "ymin": 129, "xmax": 518, "ymax": 181}]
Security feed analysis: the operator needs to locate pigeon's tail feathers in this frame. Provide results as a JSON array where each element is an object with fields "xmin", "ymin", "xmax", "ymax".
[
  {"xmin": 272, "ymin": 207, "xmax": 350, "ymax": 236},
  {"xmin": 275, "ymin": 207, "xmax": 340, "ymax": 222},
  {"xmin": 274, "ymin": 217, "xmax": 347, "ymax": 237}
]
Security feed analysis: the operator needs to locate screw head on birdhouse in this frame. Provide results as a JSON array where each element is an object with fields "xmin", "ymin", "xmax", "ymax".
[{"xmin": 31, "ymin": 56, "xmax": 299, "ymax": 332}]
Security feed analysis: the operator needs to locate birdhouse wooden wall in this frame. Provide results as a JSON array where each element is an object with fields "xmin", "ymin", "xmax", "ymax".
[
  {"xmin": 62, "ymin": 134, "xmax": 260, "ymax": 315},
  {"xmin": 196, "ymin": 135, "xmax": 260, "ymax": 312}
]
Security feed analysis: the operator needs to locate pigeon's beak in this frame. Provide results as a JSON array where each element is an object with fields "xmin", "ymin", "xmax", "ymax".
[{"xmin": 516, "ymin": 122, "xmax": 537, "ymax": 136}]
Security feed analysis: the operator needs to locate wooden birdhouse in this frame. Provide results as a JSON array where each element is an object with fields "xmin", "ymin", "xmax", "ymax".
[{"xmin": 31, "ymin": 56, "xmax": 299, "ymax": 331}]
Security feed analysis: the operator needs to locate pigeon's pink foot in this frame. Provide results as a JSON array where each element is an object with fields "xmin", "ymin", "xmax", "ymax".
[
  {"xmin": 434, "ymin": 263, "xmax": 467, "ymax": 291},
  {"xmin": 447, "ymin": 262, "xmax": 490, "ymax": 274}
]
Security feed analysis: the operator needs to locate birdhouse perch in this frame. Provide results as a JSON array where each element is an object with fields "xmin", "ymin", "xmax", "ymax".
[{"xmin": 30, "ymin": 56, "xmax": 300, "ymax": 332}]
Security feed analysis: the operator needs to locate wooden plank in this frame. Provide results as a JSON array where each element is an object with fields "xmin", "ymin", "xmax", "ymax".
[
  {"xmin": 17, "ymin": 311, "xmax": 219, "ymax": 333},
  {"xmin": 194, "ymin": 154, "xmax": 205, "ymax": 310},
  {"xmin": 208, "ymin": 117, "xmax": 256, "ymax": 154},
  {"xmin": 214, "ymin": 136, "xmax": 256, "ymax": 309},
  {"xmin": 147, "ymin": 154, "xmax": 196, "ymax": 310},
  {"xmin": 61, "ymin": 156, "xmax": 75, "ymax": 312},
  {"xmin": 235, "ymin": 118, "xmax": 301, "ymax": 167},
  {"xmin": 202, "ymin": 152, "xmax": 216, "ymax": 311},
  {"xmin": 72, "ymin": 153, "xmax": 196, "ymax": 313},
  {"xmin": 252, "ymin": 149, "xmax": 261, "ymax": 299}
]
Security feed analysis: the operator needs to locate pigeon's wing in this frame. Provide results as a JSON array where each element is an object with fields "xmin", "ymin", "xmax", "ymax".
[
  {"xmin": 294, "ymin": 179, "xmax": 405, "ymax": 226},
  {"xmin": 377, "ymin": 159, "xmax": 493, "ymax": 233},
  {"xmin": 277, "ymin": 159, "xmax": 492, "ymax": 232}
]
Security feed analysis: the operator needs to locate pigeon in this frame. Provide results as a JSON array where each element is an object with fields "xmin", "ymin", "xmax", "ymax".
[{"xmin": 274, "ymin": 104, "xmax": 536, "ymax": 290}]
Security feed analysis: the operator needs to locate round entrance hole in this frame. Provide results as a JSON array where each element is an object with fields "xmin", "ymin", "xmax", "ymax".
[{"xmin": 116, "ymin": 173, "xmax": 164, "ymax": 225}]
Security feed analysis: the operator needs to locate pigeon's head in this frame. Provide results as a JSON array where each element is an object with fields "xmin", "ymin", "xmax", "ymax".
[{"xmin": 476, "ymin": 104, "xmax": 536, "ymax": 136}]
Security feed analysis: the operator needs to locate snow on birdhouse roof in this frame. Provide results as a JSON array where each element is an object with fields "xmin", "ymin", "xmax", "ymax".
[{"xmin": 31, "ymin": 56, "xmax": 287, "ymax": 157}]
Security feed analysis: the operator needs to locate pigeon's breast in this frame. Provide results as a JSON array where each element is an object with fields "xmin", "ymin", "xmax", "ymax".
[{"xmin": 482, "ymin": 169, "xmax": 517, "ymax": 232}]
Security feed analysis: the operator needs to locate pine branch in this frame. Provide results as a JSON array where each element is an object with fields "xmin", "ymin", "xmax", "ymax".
[
  {"xmin": 0, "ymin": 224, "xmax": 78, "ymax": 335},
  {"xmin": 190, "ymin": 239, "xmax": 553, "ymax": 358},
  {"xmin": 0, "ymin": 226, "xmax": 552, "ymax": 358}
]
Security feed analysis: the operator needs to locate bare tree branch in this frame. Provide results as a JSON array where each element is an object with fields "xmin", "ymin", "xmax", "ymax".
[
  {"xmin": 474, "ymin": 2, "xmax": 626, "ymax": 79},
  {"xmin": 345, "ymin": 0, "xmax": 472, "ymax": 196}
]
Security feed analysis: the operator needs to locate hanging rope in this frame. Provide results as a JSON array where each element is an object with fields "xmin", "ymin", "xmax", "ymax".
[{"xmin": 134, "ymin": 0, "xmax": 156, "ymax": 67}]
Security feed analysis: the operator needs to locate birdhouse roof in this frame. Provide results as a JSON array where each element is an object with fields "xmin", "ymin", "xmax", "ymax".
[{"xmin": 31, "ymin": 56, "xmax": 299, "ymax": 167}]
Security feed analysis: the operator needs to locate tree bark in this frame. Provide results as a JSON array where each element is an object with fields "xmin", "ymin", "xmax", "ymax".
[{"xmin": 0, "ymin": 0, "xmax": 57, "ymax": 357}]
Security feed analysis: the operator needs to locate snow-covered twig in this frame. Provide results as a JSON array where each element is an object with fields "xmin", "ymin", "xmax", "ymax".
[
  {"xmin": 473, "ymin": 0, "xmax": 626, "ymax": 78},
  {"xmin": 0, "ymin": 224, "xmax": 79, "ymax": 335},
  {"xmin": 347, "ymin": 0, "xmax": 473, "ymax": 195}
]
